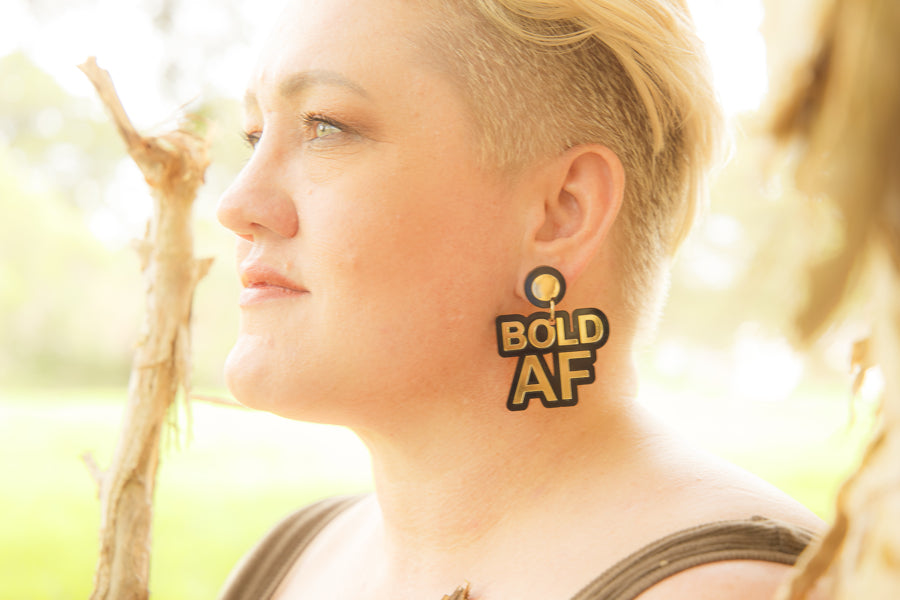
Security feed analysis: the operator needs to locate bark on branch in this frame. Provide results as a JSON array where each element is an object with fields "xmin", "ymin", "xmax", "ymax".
[{"xmin": 79, "ymin": 56, "xmax": 211, "ymax": 600}]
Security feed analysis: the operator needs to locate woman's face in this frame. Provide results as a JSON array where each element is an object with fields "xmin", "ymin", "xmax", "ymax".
[{"xmin": 218, "ymin": 0, "xmax": 534, "ymax": 422}]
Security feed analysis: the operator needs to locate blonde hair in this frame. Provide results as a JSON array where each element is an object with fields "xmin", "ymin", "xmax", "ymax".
[{"xmin": 421, "ymin": 0, "xmax": 725, "ymax": 322}]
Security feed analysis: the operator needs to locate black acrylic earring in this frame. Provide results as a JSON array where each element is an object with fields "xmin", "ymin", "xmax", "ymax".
[{"xmin": 495, "ymin": 266, "xmax": 609, "ymax": 411}]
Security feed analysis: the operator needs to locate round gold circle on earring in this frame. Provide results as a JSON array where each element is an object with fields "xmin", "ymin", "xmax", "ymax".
[
  {"xmin": 531, "ymin": 273, "xmax": 560, "ymax": 303},
  {"xmin": 524, "ymin": 266, "xmax": 566, "ymax": 309}
]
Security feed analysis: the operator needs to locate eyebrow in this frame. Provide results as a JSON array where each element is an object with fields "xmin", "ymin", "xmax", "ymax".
[{"xmin": 243, "ymin": 70, "xmax": 370, "ymax": 108}]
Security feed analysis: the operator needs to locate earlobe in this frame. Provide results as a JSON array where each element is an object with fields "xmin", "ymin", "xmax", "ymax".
[{"xmin": 530, "ymin": 144, "xmax": 625, "ymax": 281}]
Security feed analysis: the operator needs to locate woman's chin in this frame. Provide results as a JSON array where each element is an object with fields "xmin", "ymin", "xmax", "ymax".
[
  {"xmin": 223, "ymin": 339, "xmax": 281, "ymax": 413},
  {"xmin": 223, "ymin": 339, "xmax": 333, "ymax": 421}
]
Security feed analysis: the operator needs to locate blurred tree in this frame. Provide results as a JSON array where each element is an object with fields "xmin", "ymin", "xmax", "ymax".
[
  {"xmin": 0, "ymin": 52, "xmax": 248, "ymax": 388},
  {"xmin": 762, "ymin": 0, "xmax": 900, "ymax": 597},
  {"xmin": 0, "ymin": 52, "xmax": 122, "ymax": 212}
]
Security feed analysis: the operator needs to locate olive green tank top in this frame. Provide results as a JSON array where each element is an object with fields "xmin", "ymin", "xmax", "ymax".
[{"xmin": 217, "ymin": 495, "xmax": 814, "ymax": 600}]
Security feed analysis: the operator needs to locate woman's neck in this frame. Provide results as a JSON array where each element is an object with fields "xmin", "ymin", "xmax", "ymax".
[{"xmin": 351, "ymin": 348, "xmax": 642, "ymax": 573}]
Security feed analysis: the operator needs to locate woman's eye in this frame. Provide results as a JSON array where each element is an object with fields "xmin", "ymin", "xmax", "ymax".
[
  {"xmin": 313, "ymin": 120, "xmax": 342, "ymax": 139},
  {"xmin": 242, "ymin": 130, "xmax": 261, "ymax": 149}
]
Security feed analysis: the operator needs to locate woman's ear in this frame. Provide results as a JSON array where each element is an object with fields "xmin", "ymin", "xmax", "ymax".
[{"xmin": 526, "ymin": 144, "xmax": 625, "ymax": 282}]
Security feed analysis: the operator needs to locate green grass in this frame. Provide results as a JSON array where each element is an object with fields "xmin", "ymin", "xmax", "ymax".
[
  {"xmin": 0, "ymin": 391, "xmax": 372, "ymax": 599},
  {"xmin": 0, "ymin": 386, "xmax": 872, "ymax": 599}
]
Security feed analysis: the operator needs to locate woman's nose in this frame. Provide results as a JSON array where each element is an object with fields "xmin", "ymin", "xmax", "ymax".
[{"xmin": 216, "ymin": 157, "xmax": 299, "ymax": 241}]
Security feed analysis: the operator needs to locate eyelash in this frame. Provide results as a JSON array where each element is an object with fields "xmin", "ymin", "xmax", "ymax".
[
  {"xmin": 241, "ymin": 130, "xmax": 261, "ymax": 149},
  {"xmin": 302, "ymin": 112, "xmax": 345, "ymax": 135},
  {"xmin": 240, "ymin": 113, "xmax": 347, "ymax": 150}
]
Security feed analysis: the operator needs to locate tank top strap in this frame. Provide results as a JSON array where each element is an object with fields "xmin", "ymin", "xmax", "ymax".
[
  {"xmin": 569, "ymin": 516, "xmax": 815, "ymax": 600},
  {"xmin": 217, "ymin": 494, "xmax": 364, "ymax": 600}
]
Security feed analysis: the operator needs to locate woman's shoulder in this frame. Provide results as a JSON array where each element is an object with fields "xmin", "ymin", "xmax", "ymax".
[
  {"xmin": 622, "ymin": 513, "xmax": 827, "ymax": 600},
  {"xmin": 621, "ymin": 426, "xmax": 824, "ymax": 548},
  {"xmin": 570, "ymin": 514, "xmax": 817, "ymax": 600},
  {"xmin": 592, "ymin": 433, "xmax": 825, "ymax": 599},
  {"xmin": 623, "ymin": 408, "xmax": 825, "ymax": 531},
  {"xmin": 633, "ymin": 560, "xmax": 803, "ymax": 600},
  {"xmin": 557, "ymin": 414, "xmax": 825, "ymax": 600},
  {"xmin": 660, "ymin": 443, "xmax": 824, "ymax": 531}
]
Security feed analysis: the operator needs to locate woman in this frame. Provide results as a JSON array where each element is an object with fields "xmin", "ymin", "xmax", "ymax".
[{"xmin": 215, "ymin": 0, "xmax": 824, "ymax": 598}]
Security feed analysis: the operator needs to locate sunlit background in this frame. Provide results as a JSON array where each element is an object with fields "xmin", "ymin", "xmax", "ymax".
[{"xmin": 0, "ymin": 0, "xmax": 880, "ymax": 598}]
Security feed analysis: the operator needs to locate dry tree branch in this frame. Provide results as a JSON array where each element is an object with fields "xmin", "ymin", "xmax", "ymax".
[{"xmin": 79, "ymin": 56, "xmax": 211, "ymax": 600}]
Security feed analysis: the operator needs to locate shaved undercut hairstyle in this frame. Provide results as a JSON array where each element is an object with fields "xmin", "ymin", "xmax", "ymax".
[{"xmin": 421, "ymin": 0, "xmax": 725, "ymax": 326}]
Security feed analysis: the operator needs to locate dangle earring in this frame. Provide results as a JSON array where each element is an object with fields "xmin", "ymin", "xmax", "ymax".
[{"xmin": 495, "ymin": 266, "xmax": 609, "ymax": 411}]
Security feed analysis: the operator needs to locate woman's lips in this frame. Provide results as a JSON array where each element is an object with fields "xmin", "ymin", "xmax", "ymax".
[
  {"xmin": 239, "ymin": 284, "xmax": 307, "ymax": 306},
  {"xmin": 238, "ymin": 264, "xmax": 308, "ymax": 306}
]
